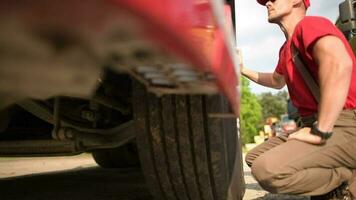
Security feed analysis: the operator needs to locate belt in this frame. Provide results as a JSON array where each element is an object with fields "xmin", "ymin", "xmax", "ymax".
[{"xmin": 301, "ymin": 114, "xmax": 317, "ymax": 127}]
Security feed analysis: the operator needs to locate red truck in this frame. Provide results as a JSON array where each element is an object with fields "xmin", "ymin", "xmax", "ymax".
[{"xmin": 0, "ymin": 0, "xmax": 244, "ymax": 200}]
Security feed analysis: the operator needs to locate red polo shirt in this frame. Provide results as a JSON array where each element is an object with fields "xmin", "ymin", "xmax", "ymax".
[{"xmin": 275, "ymin": 16, "xmax": 356, "ymax": 117}]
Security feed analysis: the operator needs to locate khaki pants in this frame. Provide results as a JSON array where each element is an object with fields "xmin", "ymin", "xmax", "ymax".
[{"xmin": 245, "ymin": 110, "xmax": 356, "ymax": 197}]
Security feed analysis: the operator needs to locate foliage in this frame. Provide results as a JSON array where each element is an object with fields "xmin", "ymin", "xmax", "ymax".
[
  {"xmin": 257, "ymin": 91, "xmax": 288, "ymax": 121},
  {"xmin": 240, "ymin": 77, "xmax": 262, "ymax": 144}
]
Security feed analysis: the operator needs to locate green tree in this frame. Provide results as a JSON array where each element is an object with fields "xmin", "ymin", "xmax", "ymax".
[
  {"xmin": 240, "ymin": 77, "xmax": 262, "ymax": 144},
  {"xmin": 258, "ymin": 91, "xmax": 288, "ymax": 121}
]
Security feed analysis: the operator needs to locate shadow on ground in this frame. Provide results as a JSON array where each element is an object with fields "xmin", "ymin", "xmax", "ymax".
[
  {"xmin": 0, "ymin": 166, "xmax": 152, "ymax": 200},
  {"xmin": 250, "ymin": 193, "xmax": 310, "ymax": 200}
]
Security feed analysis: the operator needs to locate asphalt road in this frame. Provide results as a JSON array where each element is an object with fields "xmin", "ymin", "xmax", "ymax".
[{"xmin": 0, "ymin": 153, "xmax": 309, "ymax": 200}]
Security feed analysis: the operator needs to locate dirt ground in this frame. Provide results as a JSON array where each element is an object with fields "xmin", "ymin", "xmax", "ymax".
[
  {"xmin": 0, "ymin": 154, "xmax": 151, "ymax": 200},
  {"xmin": 0, "ymin": 153, "xmax": 309, "ymax": 200}
]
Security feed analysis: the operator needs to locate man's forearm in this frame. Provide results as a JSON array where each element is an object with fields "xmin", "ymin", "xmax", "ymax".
[{"xmin": 242, "ymin": 68, "xmax": 284, "ymax": 89}]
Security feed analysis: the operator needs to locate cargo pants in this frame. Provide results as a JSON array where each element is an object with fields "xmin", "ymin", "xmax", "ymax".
[{"xmin": 245, "ymin": 110, "xmax": 356, "ymax": 197}]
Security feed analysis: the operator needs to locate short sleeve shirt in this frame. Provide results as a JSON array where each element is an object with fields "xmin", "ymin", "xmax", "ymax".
[{"xmin": 275, "ymin": 16, "xmax": 356, "ymax": 117}]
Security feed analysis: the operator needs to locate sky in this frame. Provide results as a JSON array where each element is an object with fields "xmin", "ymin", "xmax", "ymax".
[{"xmin": 234, "ymin": 0, "xmax": 345, "ymax": 94}]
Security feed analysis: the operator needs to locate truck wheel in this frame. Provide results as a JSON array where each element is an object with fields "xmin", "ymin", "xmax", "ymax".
[
  {"xmin": 0, "ymin": 109, "xmax": 10, "ymax": 133},
  {"xmin": 92, "ymin": 142, "xmax": 140, "ymax": 168},
  {"xmin": 133, "ymin": 83, "xmax": 245, "ymax": 200}
]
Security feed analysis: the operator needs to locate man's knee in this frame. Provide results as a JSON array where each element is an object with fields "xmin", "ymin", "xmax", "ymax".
[
  {"xmin": 251, "ymin": 155, "xmax": 288, "ymax": 193},
  {"xmin": 245, "ymin": 145, "xmax": 264, "ymax": 167},
  {"xmin": 245, "ymin": 151, "xmax": 255, "ymax": 167}
]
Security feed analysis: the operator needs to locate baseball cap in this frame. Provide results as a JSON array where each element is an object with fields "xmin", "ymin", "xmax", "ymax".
[{"xmin": 257, "ymin": 0, "xmax": 310, "ymax": 9}]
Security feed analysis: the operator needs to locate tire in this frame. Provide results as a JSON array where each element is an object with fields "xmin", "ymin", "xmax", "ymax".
[
  {"xmin": 0, "ymin": 109, "xmax": 10, "ymax": 133},
  {"xmin": 133, "ymin": 83, "xmax": 245, "ymax": 200},
  {"xmin": 92, "ymin": 142, "xmax": 140, "ymax": 168}
]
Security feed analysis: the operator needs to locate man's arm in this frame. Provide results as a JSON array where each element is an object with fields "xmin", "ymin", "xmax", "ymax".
[
  {"xmin": 289, "ymin": 35, "xmax": 353, "ymax": 144},
  {"xmin": 241, "ymin": 67, "xmax": 286, "ymax": 89},
  {"xmin": 313, "ymin": 36, "xmax": 353, "ymax": 132}
]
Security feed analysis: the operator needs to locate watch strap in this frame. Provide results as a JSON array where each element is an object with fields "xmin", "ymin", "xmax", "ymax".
[{"xmin": 310, "ymin": 121, "xmax": 333, "ymax": 140}]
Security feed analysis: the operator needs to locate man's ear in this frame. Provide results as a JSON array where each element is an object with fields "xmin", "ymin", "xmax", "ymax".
[{"xmin": 291, "ymin": 0, "xmax": 303, "ymax": 8}]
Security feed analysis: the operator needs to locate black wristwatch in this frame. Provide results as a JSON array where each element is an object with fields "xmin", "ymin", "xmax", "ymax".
[{"xmin": 310, "ymin": 121, "xmax": 333, "ymax": 140}]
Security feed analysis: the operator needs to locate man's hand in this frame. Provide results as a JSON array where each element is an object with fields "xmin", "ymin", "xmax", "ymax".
[
  {"xmin": 236, "ymin": 48, "xmax": 245, "ymax": 74},
  {"xmin": 288, "ymin": 127, "xmax": 324, "ymax": 145}
]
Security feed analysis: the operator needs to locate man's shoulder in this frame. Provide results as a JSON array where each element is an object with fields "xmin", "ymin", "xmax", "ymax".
[
  {"xmin": 292, "ymin": 15, "xmax": 343, "ymax": 54},
  {"xmin": 299, "ymin": 16, "xmax": 334, "ymax": 28},
  {"xmin": 294, "ymin": 16, "xmax": 337, "ymax": 37}
]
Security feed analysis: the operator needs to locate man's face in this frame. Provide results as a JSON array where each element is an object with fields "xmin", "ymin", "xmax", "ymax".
[{"xmin": 266, "ymin": 0, "xmax": 293, "ymax": 23}]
